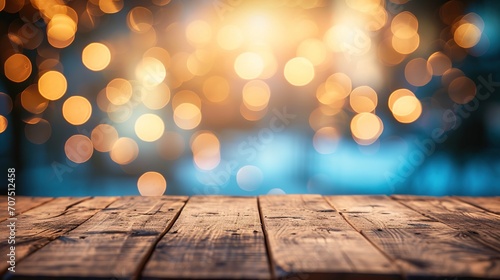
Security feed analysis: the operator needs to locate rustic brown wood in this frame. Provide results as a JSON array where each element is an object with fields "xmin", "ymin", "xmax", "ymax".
[
  {"xmin": 0, "ymin": 196, "xmax": 53, "ymax": 221},
  {"xmin": 260, "ymin": 195, "xmax": 400, "ymax": 280},
  {"xmin": 8, "ymin": 196, "xmax": 187, "ymax": 280},
  {"xmin": 455, "ymin": 196, "xmax": 500, "ymax": 215},
  {"xmin": 0, "ymin": 197, "xmax": 116, "ymax": 275},
  {"xmin": 142, "ymin": 196, "xmax": 271, "ymax": 280},
  {"xmin": 328, "ymin": 195, "xmax": 500, "ymax": 279}
]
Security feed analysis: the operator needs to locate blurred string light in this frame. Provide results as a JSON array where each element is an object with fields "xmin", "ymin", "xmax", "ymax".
[{"xmin": 0, "ymin": 0, "xmax": 494, "ymax": 194}]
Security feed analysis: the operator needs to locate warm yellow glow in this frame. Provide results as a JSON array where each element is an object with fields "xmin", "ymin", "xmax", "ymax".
[
  {"xmin": 20, "ymin": 85, "xmax": 48, "ymax": 114},
  {"xmin": 25, "ymin": 119, "xmax": 51, "ymax": 144},
  {"xmin": 313, "ymin": 127, "xmax": 340, "ymax": 154},
  {"xmin": 428, "ymin": 52, "xmax": 451, "ymax": 76},
  {"xmin": 297, "ymin": 38, "xmax": 327, "ymax": 66},
  {"xmin": 135, "ymin": 57, "xmax": 166, "ymax": 87},
  {"xmin": 391, "ymin": 95, "xmax": 422, "ymax": 123},
  {"xmin": 391, "ymin": 11, "xmax": 418, "ymax": 39},
  {"xmin": 284, "ymin": 57, "xmax": 315, "ymax": 86},
  {"xmin": 135, "ymin": 114, "xmax": 165, "ymax": 142},
  {"xmin": 127, "ymin": 6, "xmax": 153, "ymax": 33},
  {"xmin": 217, "ymin": 25, "xmax": 243, "ymax": 50},
  {"xmin": 448, "ymin": 76, "xmax": 476, "ymax": 104},
  {"xmin": 65, "ymin": 135, "xmax": 93, "ymax": 164},
  {"xmin": 240, "ymin": 104, "xmax": 267, "ymax": 122},
  {"xmin": 346, "ymin": 0, "xmax": 383, "ymax": 13},
  {"xmin": 392, "ymin": 33, "xmax": 419, "ymax": 55},
  {"xmin": 0, "ymin": 116, "xmax": 7, "ymax": 133},
  {"xmin": 91, "ymin": 124, "xmax": 119, "ymax": 152},
  {"xmin": 106, "ymin": 78, "xmax": 132, "ymax": 105},
  {"xmin": 388, "ymin": 88, "xmax": 415, "ymax": 110},
  {"xmin": 82, "ymin": 43, "xmax": 111, "ymax": 71},
  {"xmin": 38, "ymin": 71, "xmax": 67, "ymax": 101},
  {"xmin": 172, "ymin": 90, "xmax": 201, "ymax": 109},
  {"xmin": 454, "ymin": 23, "xmax": 481, "ymax": 48},
  {"xmin": 174, "ymin": 103, "xmax": 202, "ymax": 130},
  {"xmin": 242, "ymin": 80, "xmax": 271, "ymax": 111},
  {"xmin": 142, "ymin": 83, "xmax": 170, "ymax": 110},
  {"xmin": 234, "ymin": 52, "xmax": 264, "ymax": 80},
  {"xmin": 324, "ymin": 73, "xmax": 352, "ymax": 100},
  {"xmin": 350, "ymin": 86, "xmax": 378, "ymax": 113},
  {"xmin": 99, "ymin": 0, "xmax": 123, "ymax": 14},
  {"xmin": 186, "ymin": 49, "xmax": 214, "ymax": 76},
  {"xmin": 324, "ymin": 24, "xmax": 370, "ymax": 55},
  {"xmin": 405, "ymin": 58, "xmax": 432, "ymax": 87},
  {"xmin": 62, "ymin": 96, "xmax": 92, "ymax": 125},
  {"xmin": 350, "ymin": 112, "xmax": 383, "ymax": 145},
  {"xmin": 186, "ymin": 20, "xmax": 212, "ymax": 46},
  {"xmin": 4, "ymin": 53, "xmax": 32, "ymax": 83},
  {"xmin": 191, "ymin": 131, "xmax": 220, "ymax": 170},
  {"xmin": 137, "ymin": 171, "xmax": 166, "ymax": 196},
  {"xmin": 203, "ymin": 76, "xmax": 230, "ymax": 103},
  {"xmin": 47, "ymin": 14, "xmax": 77, "ymax": 48},
  {"xmin": 378, "ymin": 37, "xmax": 406, "ymax": 66},
  {"xmin": 110, "ymin": 137, "xmax": 139, "ymax": 165}
]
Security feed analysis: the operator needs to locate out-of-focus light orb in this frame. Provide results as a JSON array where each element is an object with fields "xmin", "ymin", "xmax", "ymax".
[
  {"xmin": 392, "ymin": 33, "xmax": 419, "ymax": 55},
  {"xmin": 38, "ymin": 71, "xmax": 67, "ymax": 101},
  {"xmin": 172, "ymin": 90, "xmax": 201, "ymax": 109},
  {"xmin": 64, "ymin": 135, "xmax": 93, "ymax": 164},
  {"xmin": 134, "ymin": 113, "xmax": 164, "ymax": 142},
  {"xmin": 313, "ymin": 127, "xmax": 341, "ymax": 154},
  {"xmin": 135, "ymin": 57, "xmax": 166, "ymax": 87},
  {"xmin": 0, "ymin": 116, "xmax": 7, "ymax": 133},
  {"xmin": 174, "ymin": 103, "xmax": 202, "ymax": 130},
  {"xmin": 378, "ymin": 37, "xmax": 406, "ymax": 66},
  {"xmin": 389, "ymin": 88, "xmax": 416, "ymax": 110},
  {"xmin": 62, "ymin": 96, "xmax": 92, "ymax": 125},
  {"xmin": 4, "ymin": 53, "xmax": 32, "ymax": 83},
  {"xmin": 110, "ymin": 137, "xmax": 139, "ymax": 165},
  {"xmin": 127, "ymin": 6, "xmax": 153, "ymax": 33},
  {"xmin": 324, "ymin": 25, "xmax": 370, "ymax": 54},
  {"xmin": 0, "ymin": 93, "xmax": 13, "ymax": 115},
  {"xmin": 152, "ymin": 0, "xmax": 171, "ymax": 6},
  {"xmin": 441, "ymin": 68, "xmax": 464, "ymax": 87},
  {"xmin": 391, "ymin": 95, "xmax": 422, "ymax": 123},
  {"xmin": 448, "ymin": 76, "xmax": 476, "ymax": 104},
  {"xmin": 350, "ymin": 86, "xmax": 378, "ymax": 113},
  {"xmin": 82, "ymin": 43, "xmax": 111, "ymax": 71},
  {"xmin": 346, "ymin": 0, "xmax": 383, "ymax": 13},
  {"xmin": 297, "ymin": 38, "xmax": 327, "ymax": 66},
  {"xmin": 454, "ymin": 23, "xmax": 481, "ymax": 49},
  {"xmin": 237, "ymin": 165, "xmax": 263, "ymax": 192},
  {"xmin": 46, "ymin": 13, "xmax": 77, "ymax": 48},
  {"xmin": 267, "ymin": 188, "xmax": 286, "ymax": 195},
  {"xmin": 142, "ymin": 83, "xmax": 170, "ymax": 110},
  {"xmin": 157, "ymin": 131, "xmax": 185, "ymax": 160},
  {"xmin": 91, "ymin": 124, "xmax": 118, "ymax": 152},
  {"xmin": 217, "ymin": 24, "xmax": 243, "ymax": 50},
  {"xmin": 106, "ymin": 78, "xmax": 132, "ymax": 105},
  {"xmin": 99, "ymin": 0, "xmax": 123, "ymax": 14},
  {"xmin": 428, "ymin": 52, "xmax": 451, "ymax": 76},
  {"xmin": 325, "ymin": 73, "xmax": 352, "ymax": 100},
  {"xmin": 20, "ymin": 85, "xmax": 48, "ymax": 114},
  {"xmin": 137, "ymin": 171, "xmax": 166, "ymax": 196},
  {"xmin": 391, "ymin": 11, "xmax": 418, "ymax": 39},
  {"xmin": 234, "ymin": 52, "xmax": 264, "ymax": 80},
  {"xmin": 350, "ymin": 112, "xmax": 383, "ymax": 145},
  {"xmin": 203, "ymin": 76, "xmax": 229, "ymax": 103},
  {"xmin": 191, "ymin": 131, "xmax": 220, "ymax": 170},
  {"xmin": 242, "ymin": 80, "xmax": 271, "ymax": 111},
  {"xmin": 186, "ymin": 20, "xmax": 212, "ymax": 46},
  {"xmin": 284, "ymin": 57, "xmax": 315, "ymax": 86},
  {"xmin": 25, "ymin": 119, "xmax": 51, "ymax": 144},
  {"xmin": 405, "ymin": 58, "xmax": 432, "ymax": 87}
]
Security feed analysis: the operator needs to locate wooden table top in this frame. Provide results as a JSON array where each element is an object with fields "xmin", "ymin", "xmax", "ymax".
[{"xmin": 1, "ymin": 195, "xmax": 499, "ymax": 280}]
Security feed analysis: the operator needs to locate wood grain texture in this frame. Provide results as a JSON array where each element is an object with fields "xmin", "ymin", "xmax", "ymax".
[
  {"xmin": 0, "ymin": 197, "xmax": 116, "ymax": 275},
  {"xmin": 455, "ymin": 196, "xmax": 500, "ymax": 215},
  {"xmin": 8, "ymin": 196, "xmax": 187, "ymax": 280},
  {"xmin": 328, "ymin": 195, "xmax": 500, "ymax": 279},
  {"xmin": 260, "ymin": 195, "xmax": 399, "ymax": 280},
  {"xmin": 0, "ymin": 196, "xmax": 53, "ymax": 221},
  {"xmin": 142, "ymin": 196, "xmax": 271, "ymax": 280}
]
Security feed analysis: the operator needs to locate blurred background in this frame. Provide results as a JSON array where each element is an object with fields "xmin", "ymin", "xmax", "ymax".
[{"xmin": 1, "ymin": 0, "xmax": 499, "ymax": 197}]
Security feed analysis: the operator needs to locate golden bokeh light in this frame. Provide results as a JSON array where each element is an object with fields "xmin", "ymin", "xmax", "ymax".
[
  {"xmin": 392, "ymin": 33, "xmax": 419, "ymax": 55},
  {"xmin": 441, "ymin": 68, "xmax": 464, "ymax": 87},
  {"xmin": 448, "ymin": 76, "xmax": 476, "ymax": 104},
  {"xmin": 62, "ymin": 96, "xmax": 92, "ymax": 125},
  {"xmin": 405, "ymin": 58, "xmax": 432, "ymax": 87},
  {"xmin": 324, "ymin": 73, "xmax": 352, "ymax": 100},
  {"xmin": 91, "ymin": 124, "xmax": 119, "ymax": 152},
  {"xmin": 25, "ymin": 119, "xmax": 51, "ymax": 144},
  {"xmin": 20, "ymin": 85, "xmax": 48, "ymax": 114},
  {"xmin": 106, "ymin": 78, "xmax": 132, "ymax": 105},
  {"xmin": 391, "ymin": 95, "xmax": 422, "ymax": 123},
  {"xmin": 350, "ymin": 112, "xmax": 383, "ymax": 145},
  {"xmin": 172, "ymin": 90, "xmax": 202, "ymax": 109},
  {"xmin": 99, "ymin": 0, "xmax": 123, "ymax": 14},
  {"xmin": 297, "ymin": 38, "xmax": 328, "ymax": 66},
  {"xmin": 454, "ymin": 23, "xmax": 481, "ymax": 49},
  {"xmin": 284, "ymin": 57, "xmax": 315, "ymax": 86},
  {"xmin": 127, "ymin": 6, "xmax": 153, "ymax": 33},
  {"xmin": 135, "ymin": 57, "xmax": 166, "ymax": 87},
  {"xmin": 47, "ymin": 14, "xmax": 77, "ymax": 48},
  {"xmin": 234, "ymin": 52, "xmax": 264, "ymax": 80},
  {"xmin": 110, "ymin": 137, "xmax": 139, "ymax": 165},
  {"xmin": 217, "ymin": 24, "xmax": 243, "ymax": 50},
  {"xmin": 142, "ymin": 83, "xmax": 170, "ymax": 110},
  {"xmin": 174, "ymin": 103, "xmax": 202, "ymax": 130},
  {"xmin": 191, "ymin": 131, "xmax": 220, "ymax": 170},
  {"xmin": 203, "ymin": 76, "xmax": 230, "ymax": 103},
  {"xmin": 428, "ymin": 51, "xmax": 452, "ymax": 76},
  {"xmin": 137, "ymin": 171, "xmax": 166, "ymax": 196},
  {"xmin": 391, "ymin": 11, "xmax": 418, "ymax": 39},
  {"xmin": 135, "ymin": 113, "xmax": 165, "ymax": 142},
  {"xmin": 242, "ymin": 80, "xmax": 271, "ymax": 111},
  {"xmin": 186, "ymin": 20, "xmax": 212, "ymax": 46},
  {"xmin": 240, "ymin": 104, "xmax": 267, "ymax": 122},
  {"xmin": 313, "ymin": 126, "xmax": 340, "ymax": 154},
  {"xmin": 82, "ymin": 43, "xmax": 111, "ymax": 71},
  {"xmin": 38, "ymin": 70, "xmax": 67, "ymax": 101},
  {"xmin": 378, "ymin": 37, "xmax": 406, "ymax": 66},
  {"xmin": 64, "ymin": 135, "xmax": 94, "ymax": 164},
  {"xmin": 388, "ymin": 88, "xmax": 416, "ymax": 110},
  {"xmin": 4, "ymin": 53, "xmax": 32, "ymax": 83},
  {"xmin": 0, "ymin": 116, "xmax": 7, "ymax": 134},
  {"xmin": 350, "ymin": 86, "xmax": 378, "ymax": 113}
]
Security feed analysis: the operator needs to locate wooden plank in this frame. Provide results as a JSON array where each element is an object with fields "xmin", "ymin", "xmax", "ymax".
[
  {"xmin": 455, "ymin": 196, "xmax": 500, "ymax": 215},
  {"xmin": 0, "ymin": 197, "xmax": 116, "ymax": 275},
  {"xmin": 142, "ymin": 196, "xmax": 271, "ymax": 280},
  {"xmin": 394, "ymin": 195, "xmax": 500, "ymax": 254},
  {"xmin": 328, "ymin": 195, "xmax": 500, "ymax": 279},
  {"xmin": 9, "ymin": 196, "xmax": 187, "ymax": 280},
  {"xmin": 260, "ymin": 195, "xmax": 400, "ymax": 280},
  {"xmin": 0, "ymin": 196, "xmax": 53, "ymax": 221}
]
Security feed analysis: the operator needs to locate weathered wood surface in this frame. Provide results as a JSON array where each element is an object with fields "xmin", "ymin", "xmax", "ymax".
[
  {"xmin": 0, "ymin": 196, "xmax": 53, "ymax": 221},
  {"xmin": 260, "ymin": 195, "xmax": 399, "ymax": 280},
  {"xmin": 143, "ymin": 196, "xmax": 271, "ymax": 280},
  {"xmin": 1, "ymin": 195, "xmax": 499, "ymax": 280},
  {"xmin": 8, "ymin": 196, "xmax": 187, "ymax": 280},
  {"xmin": 328, "ymin": 195, "xmax": 500, "ymax": 279}
]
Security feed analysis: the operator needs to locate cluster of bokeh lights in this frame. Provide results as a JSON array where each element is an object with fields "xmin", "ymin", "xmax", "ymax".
[{"xmin": 0, "ymin": 0, "xmax": 490, "ymax": 195}]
